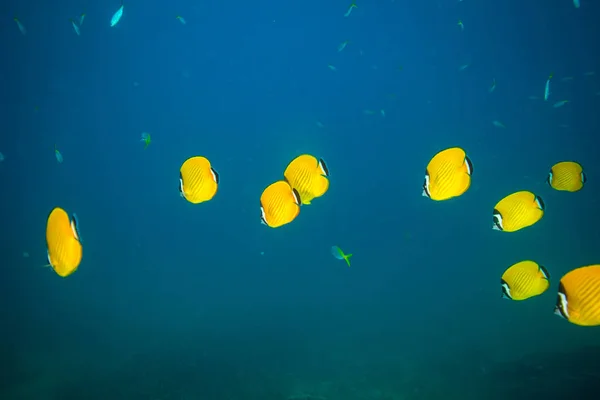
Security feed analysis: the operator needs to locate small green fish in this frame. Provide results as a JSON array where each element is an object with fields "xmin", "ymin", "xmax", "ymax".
[
  {"xmin": 489, "ymin": 78, "xmax": 496, "ymax": 93},
  {"xmin": 110, "ymin": 1, "xmax": 124, "ymax": 27},
  {"xmin": 544, "ymin": 73, "xmax": 553, "ymax": 101},
  {"xmin": 457, "ymin": 20, "xmax": 464, "ymax": 31},
  {"xmin": 553, "ymin": 100, "xmax": 569, "ymax": 108},
  {"xmin": 331, "ymin": 245, "xmax": 352, "ymax": 267},
  {"xmin": 140, "ymin": 132, "xmax": 151, "ymax": 149},
  {"xmin": 70, "ymin": 19, "xmax": 81, "ymax": 35},
  {"xmin": 337, "ymin": 40, "xmax": 349, "ymax": 52},
  {"xmin": 344, "ymin": 2, "xmax": 357, "ymax": 17},
  {"xmin": 14, "ymin": 17, "xmax": 26, "ymax": 35},
  {"xmin": 492, "ymin": 120, "xmax": 506, "ymax": 128},
  {"xmin": 54, "ymin": 144, "xmax": 63, "ymax": 163},
  {"xmin": 176, "ymin": 15, "xmax": 186, "ymax": 24},
  {"xmin": 327, "ymin": 64, "xmax": 337, "ymax": 71}
]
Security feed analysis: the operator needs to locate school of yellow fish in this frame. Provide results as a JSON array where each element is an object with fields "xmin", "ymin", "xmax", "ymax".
[
  {"xmin": 13, "ymin": 3, "xmax": 594, "ymax": 328},
  {"xmin": 44, "ymin": 147, "xmax": 599, "ymax": 326},
  {"xmin": 421, "ymin": 148, "xmax": 598, "ymax": 326},
  {"xmin": 261, "ymin": 154, "xmax": 330, "ymax": 228}
]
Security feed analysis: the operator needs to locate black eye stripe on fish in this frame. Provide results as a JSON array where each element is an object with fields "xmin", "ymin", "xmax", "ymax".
[
  {"xmin": 211, "ymin": 168, "xmax": 220, "ymax": 184},
  {"xmin": 292, "ymin": 188, "xmax": 302, "ymax": 206},
  {"xmin": 535, "ymin": 195, "xmax": 545, "ymax": 210},
  {"xmin": 500, "ymin": 279, "xmax": 512, "ymax": 299},
  {"xmin": 464, "ymin": 155, "xmax": 473, "ymax": 175},
  {"xmin": 555, "ymin": 282, "xmax": 569, "ymax": 319},
  {"xmin": 319, "ymin": 158, "xmax": 330, "ymax": 176},
  {"xmin": 492, "ymin": 209, "xmax": 503, "ymax": 230},
  {"xmin": 422, "ymin": 171, "xmax": 431, "ymax": 197}
]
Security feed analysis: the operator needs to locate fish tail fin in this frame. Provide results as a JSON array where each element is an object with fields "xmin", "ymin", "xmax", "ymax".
[{"xmin": 344, "ymin": 253, "xmax": 353, "ymax": 267}]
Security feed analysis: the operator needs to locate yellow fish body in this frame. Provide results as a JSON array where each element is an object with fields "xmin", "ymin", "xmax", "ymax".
[
  {"xmin": 492, "ymin": 191, "xmax": 544, "ymax": 232},
  {"xmin": 548, "ymin": 161, "xmax": 585, "ymax": 192},
  {"xmin": 422, "ymin": 147, "xmax": 472, "ymax": 201},
  {"xmin": 501, "ymin": 260, "xmax": 550, "ymax": 300},
  {"xmin": 283, "ymin": 154, "xmax": 329, "ymax": 205},
  {"xmin": 179, "ymin": 156, "xmax": 219, "ymax": 204},
  {"xmin": 46, "ymin": 207, "xmax": 82, "ymax": 277},
  {"xmin": 555, "ymin": 265, "xmax": 600, "ymax": 326},
  {"xmin": 260, "ymin": 180, "xmax": 301, "ymax": 228}
]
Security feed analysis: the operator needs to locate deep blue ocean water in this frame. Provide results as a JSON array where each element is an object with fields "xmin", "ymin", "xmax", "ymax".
[{"xmin": 1, "ymin": 0, "xmax": 599, "ymax": 399}]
